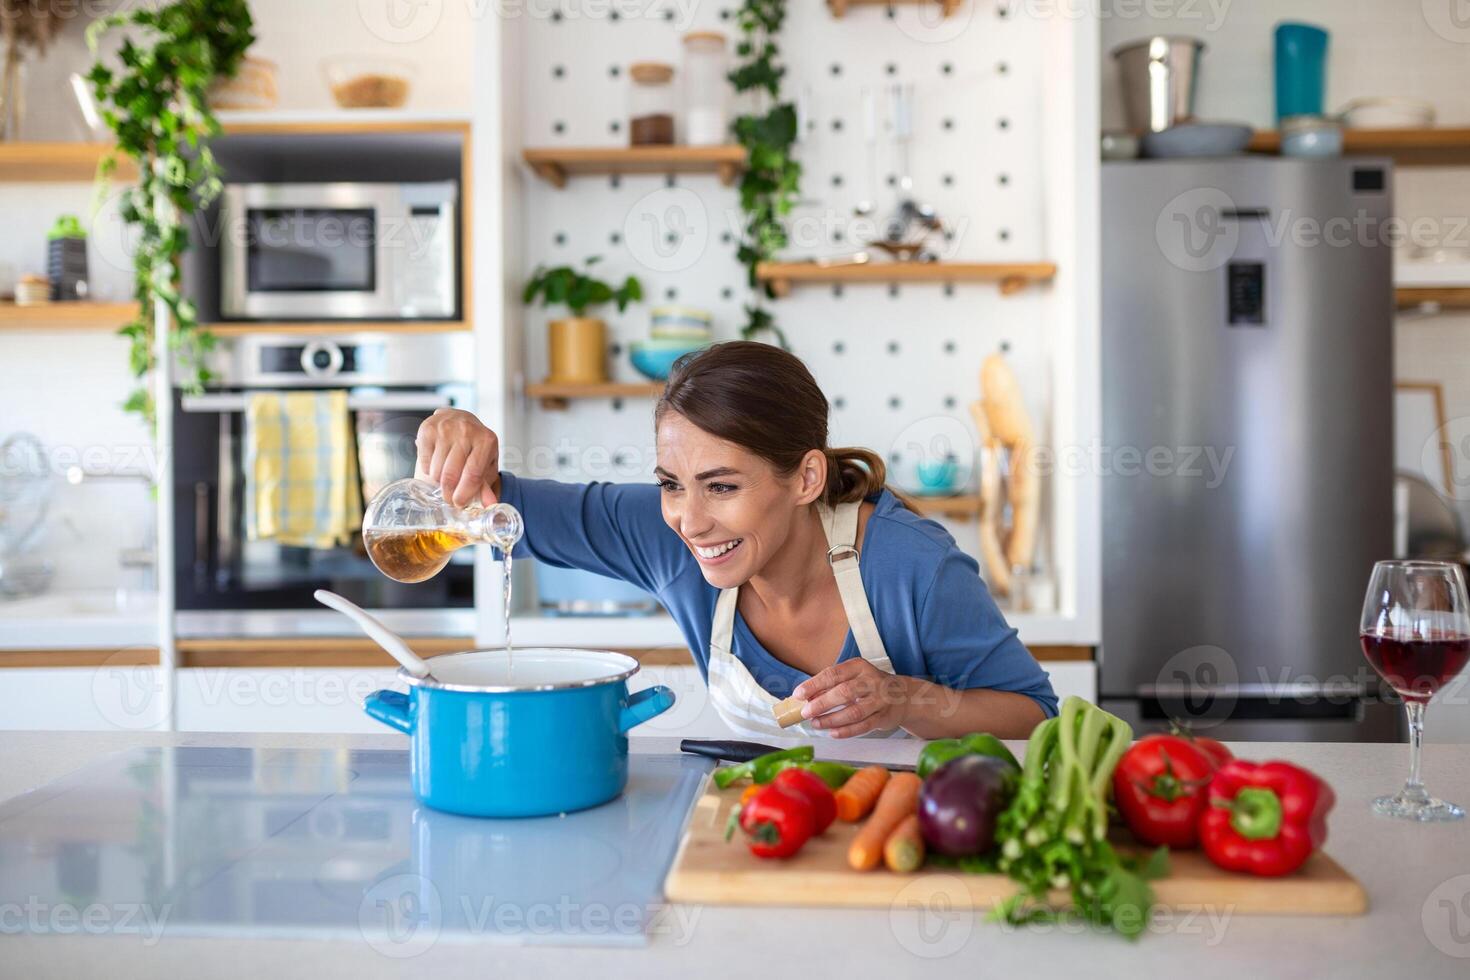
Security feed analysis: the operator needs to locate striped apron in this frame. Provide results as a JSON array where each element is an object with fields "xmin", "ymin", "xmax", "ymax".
[{"xmin": 705, "ymin": 499, "xmax": 908, "ymax": 739}]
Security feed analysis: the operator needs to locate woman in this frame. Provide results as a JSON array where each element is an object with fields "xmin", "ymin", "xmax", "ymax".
[{"xmin": 415, "ymin": 342, "xmax": 1056, "ymax": 739}]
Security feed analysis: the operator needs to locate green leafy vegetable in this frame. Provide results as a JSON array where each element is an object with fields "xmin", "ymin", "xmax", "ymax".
[{"xmin": 990, "ymin": 696, "xmax": 1166, "ymax": 940}]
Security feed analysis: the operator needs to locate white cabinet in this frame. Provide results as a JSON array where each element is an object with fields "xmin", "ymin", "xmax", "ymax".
[{"xmin": 0, "ymin": 660, "xmax": 1094, "ymax": 734}]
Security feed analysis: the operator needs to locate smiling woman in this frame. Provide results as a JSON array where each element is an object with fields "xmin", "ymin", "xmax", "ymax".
[{"xmin": 414, "ymin": 342, "xmax": 1056, "ymax": 739}]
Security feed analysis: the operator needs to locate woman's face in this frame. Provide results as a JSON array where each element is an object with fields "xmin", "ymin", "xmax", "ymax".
[{"xmin": 655, "ymin": 412, "xmax": 823, "ymax": 589}]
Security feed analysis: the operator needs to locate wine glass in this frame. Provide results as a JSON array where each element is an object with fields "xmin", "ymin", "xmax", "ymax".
[{"xmin": 1359, "ymin": 560, "xmax": 1470, "ymax": 821}]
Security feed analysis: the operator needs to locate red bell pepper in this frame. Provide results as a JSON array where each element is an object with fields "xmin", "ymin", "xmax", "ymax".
[
  {"xmin": 1113, "ymin": 734, "xmax": 1219, "ymax": 848},
  {"xmin": 772, "ymin": 767, "xmax": 837, "ymax": 834},
  {"xmin": 1167, "ymin": 721, "xmax": 1235, "ymax": 770},
  {"xmin": 733, "ymin": 784, "xmax": 815, "ymax": 859},
  {"xmin": 1200, "ymin": 760, "xmax": 1335, "ymax": 877}
]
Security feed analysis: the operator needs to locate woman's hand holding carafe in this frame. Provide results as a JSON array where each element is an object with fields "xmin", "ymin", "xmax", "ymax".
[{"xmin": 415, "ymin": 408, "xmax": 503, "ymax": 508}]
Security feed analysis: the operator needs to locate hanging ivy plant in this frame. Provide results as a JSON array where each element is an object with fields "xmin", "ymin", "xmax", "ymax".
[
  {"xmin": 729, "ymin": 0, "xmax": 799, "ymax": 347},
  {"xmin": 86, "ymin": 0, "xmax": 255, "ymax": 424}
]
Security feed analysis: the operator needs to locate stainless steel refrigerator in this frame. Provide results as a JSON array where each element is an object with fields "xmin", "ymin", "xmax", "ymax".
[{"xmin": 1100, "ymin": 158, "xmax": 1400, "ymax": 741}]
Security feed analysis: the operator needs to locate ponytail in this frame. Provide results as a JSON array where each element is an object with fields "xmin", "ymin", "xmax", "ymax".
[{"xmin": 825, "ymin": 447, "xmax": 914, "ymax": 511}]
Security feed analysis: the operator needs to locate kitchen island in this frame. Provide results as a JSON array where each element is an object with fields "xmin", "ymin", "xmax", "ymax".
[{"xmin": 0, "ymin": 732, "xmax": 1465, "ymax": 978}]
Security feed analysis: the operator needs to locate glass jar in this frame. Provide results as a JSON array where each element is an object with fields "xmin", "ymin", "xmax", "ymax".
[
  {"xmin": 682, "ymin": 32, "xmax": 728, "ymax": 146},
  {"xmin": 628, "ymin": 62, "xmax": 676, "ymax": 146}
]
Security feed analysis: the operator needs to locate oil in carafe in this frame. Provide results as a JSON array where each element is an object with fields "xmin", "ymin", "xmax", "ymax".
[{"xmin": 364, "ymin": 527, "xmax": 474, "ymax": 583}]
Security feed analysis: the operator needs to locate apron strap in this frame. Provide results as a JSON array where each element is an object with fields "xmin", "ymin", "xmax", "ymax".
[
  {"xmin": 711, "ymin": 586, "xmax": 738, "ymax": 655},
  {"xmin": 817, "ymin": 500, "xmax": 890, "ymax": 666}
]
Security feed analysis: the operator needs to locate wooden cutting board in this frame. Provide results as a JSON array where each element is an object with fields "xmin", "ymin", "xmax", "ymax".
[{"xmin": 664, "ymin": 779, "xmax": 1367, "ymax": 916}]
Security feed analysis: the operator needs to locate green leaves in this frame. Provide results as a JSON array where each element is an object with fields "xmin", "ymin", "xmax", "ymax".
[
  {"xmin": 522, "ymin": 260, "xmax": 644, "ymax": 318},
  {"xmin": 88, "ymin": 0, "xmax": 255, "ymax": 425},
  {"xmin": 728, "ymin": 0, "xmax": 798, "ymax": 347}
]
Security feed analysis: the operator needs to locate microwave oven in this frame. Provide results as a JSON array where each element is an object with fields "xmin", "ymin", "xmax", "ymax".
[{"xmin": 219, "ymin": 181, "xmax": 458, "ymax": 321}]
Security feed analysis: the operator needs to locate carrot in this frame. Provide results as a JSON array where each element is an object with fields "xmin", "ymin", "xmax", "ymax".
[
  {"xmin": 883, "ymin": 813, "xmax": 925, "ymax": 873},
  {"xmin": 835, "ymin": 765, "xmax": 890, "ymax": 823},
  {"xmin": 848, "ymin": 772, "xmax": 922, "ymax": 871}
]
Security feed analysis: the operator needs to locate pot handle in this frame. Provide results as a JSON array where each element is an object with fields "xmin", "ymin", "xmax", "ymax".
[
  {"xmin": 364, "ymin": 689, "xmax": 413, "ymax": 734},
  {"xmin": 619, "ymin": 685, "xmax": 675, "ymax": 734}
]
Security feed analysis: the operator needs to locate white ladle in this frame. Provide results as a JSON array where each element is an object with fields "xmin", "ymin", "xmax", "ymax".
[{"xmin": 314, "ymin": 589, "xmax": 435, "ymax": 680}]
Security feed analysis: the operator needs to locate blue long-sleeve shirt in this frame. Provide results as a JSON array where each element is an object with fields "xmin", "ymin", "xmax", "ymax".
[{"xmin": 498, "ymin": 472, "xmax": 1058, "ymax": 718}]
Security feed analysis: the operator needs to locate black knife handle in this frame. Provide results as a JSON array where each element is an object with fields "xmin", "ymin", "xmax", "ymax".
[{"xmin": 678, "ymin": 738, "xmax": 781, "ymax": 764}]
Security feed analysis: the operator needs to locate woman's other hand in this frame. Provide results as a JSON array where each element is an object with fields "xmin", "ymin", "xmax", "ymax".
[
  {"xmin": 415, "ymin": 408, "xmax": 501, "ymax": 508},
  {"xmin": 792, "ymin": 658, "xmax": 916, "ymax": 738}
]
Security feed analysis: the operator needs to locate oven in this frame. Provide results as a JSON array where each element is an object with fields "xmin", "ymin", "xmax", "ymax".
[
  {"xmin": 172, "ymin": 333, "xmax": 474, "ymax": 611},
  {"xmin": 219, "ymin": 181, "xmax": 458, "ymax": 321}
]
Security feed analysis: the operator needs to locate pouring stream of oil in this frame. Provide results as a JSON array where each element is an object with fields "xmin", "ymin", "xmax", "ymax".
[{"xmin": 364, "ymin": 504, "xmax": 523, "ymax": 680}]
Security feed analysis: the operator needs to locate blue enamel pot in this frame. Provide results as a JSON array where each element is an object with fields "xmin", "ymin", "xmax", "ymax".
[{"xmin": 363, "ymin": 648, "xmax": 674, "ymax": 818}]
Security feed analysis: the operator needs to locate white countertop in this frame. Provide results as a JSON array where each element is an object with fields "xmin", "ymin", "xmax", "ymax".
[{"xmin": 0, "ymin": 731, "xmax": 1465, "ymax": 977}]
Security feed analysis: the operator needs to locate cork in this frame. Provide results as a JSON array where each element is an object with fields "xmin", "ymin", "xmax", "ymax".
[{"xmin": 772, "ymin": 696, "xmax": 807, "ymax": 729}]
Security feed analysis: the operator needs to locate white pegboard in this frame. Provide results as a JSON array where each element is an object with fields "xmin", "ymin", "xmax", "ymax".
[{"xmin": 507, "ymin": 1, "xmax": 1064, "ymax": 591}]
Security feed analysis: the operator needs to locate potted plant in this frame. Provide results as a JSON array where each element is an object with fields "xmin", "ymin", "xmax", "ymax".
[
  {"xmin": 86, "ymin": 0, "xmax": 255, "ymax": 422},
  {"xmin": 523, "ymin": 258, "xmax": 642, "ymax": 384}
]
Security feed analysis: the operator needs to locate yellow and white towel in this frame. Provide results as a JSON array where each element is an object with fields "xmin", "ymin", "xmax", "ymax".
[{"xmin": 244, "ymin": 390, "xmax": 362, "ymax": 548}]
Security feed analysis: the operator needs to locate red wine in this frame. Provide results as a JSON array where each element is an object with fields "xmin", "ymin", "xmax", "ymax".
[{"xmin": 1361, "ymin": 631, "xmax": 1470, "ymax": 702}]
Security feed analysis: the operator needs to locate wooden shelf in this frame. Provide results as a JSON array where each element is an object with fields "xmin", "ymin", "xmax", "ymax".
[
  {"xmin": 1396, "ymin": 287, "xmax": 1470, "ymax": 311},
  {"xmin": 755, "ymin": 261, "xmax": 1057, "ymax": 298},
  {"xmin": 907, "ymin": 494, "xmax": 981, "ymax": 520},
  {"xmin": 1247, "ymin": 128, "xmax": 1470, "ymax": 166},
  {"xmin": 215, "ymin": 109, "xmax": 471, "ymax": 132},
  {"xmin": 203, "ymin": 320, "xmax": 469, "ymax": 336},
  {"xmin": 0, "ymin": 121, "xmax": 471, "ymax": 183},
  {"xmin": 525, "ymin": 380, "xmax": 664, "ymax": 410},
  {"xmin": 523, "ymin": 145, "xmax": 746, "ymax": 188},
  {"xmin": 0, "ymin": 142, "xmax": 137, "ymax": 183},
  {"xmin": 0, "ymin": 300, "xmax": 137, "ymax": 330},
  {"xmin": 828, "ymin": 0, "xmax": 961, "ymax": 16}
]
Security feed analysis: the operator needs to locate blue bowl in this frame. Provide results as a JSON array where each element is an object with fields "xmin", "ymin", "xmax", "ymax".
[
  {"xmin": 363, "ymin": 648, "xmax": 674, "ymax": 817},
  {"xmin": 916, "ymin": 458, "xmax": 960, "ymax": 493},
  {"xmin": 630, "ymin": 342, "xmax": 704, "ymax": 381}
]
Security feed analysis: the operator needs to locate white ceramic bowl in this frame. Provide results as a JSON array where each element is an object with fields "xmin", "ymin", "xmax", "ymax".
[{"xmin": 1339, "ymin": 98, "xmax": 1435, "ymax": 130}]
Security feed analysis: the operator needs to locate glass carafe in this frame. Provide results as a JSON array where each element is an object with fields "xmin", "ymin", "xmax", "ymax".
[{"xmin": 363, "ymin": 478, "xmax": 523, "ymax": 584}]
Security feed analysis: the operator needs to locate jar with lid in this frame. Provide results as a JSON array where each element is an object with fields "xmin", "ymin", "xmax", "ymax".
[
  {"xmin": 682, "ymin": 32, "xmax": 728, "ymax": 146},
  {"xmin": 628, "ymin": 62, "xmax": 676, "ymax": 146}
]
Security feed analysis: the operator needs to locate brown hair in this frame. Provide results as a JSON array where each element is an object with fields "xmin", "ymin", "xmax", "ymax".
[{"xmin": 655, "ymin": 341, "xmax": 897, "ymax": 507}]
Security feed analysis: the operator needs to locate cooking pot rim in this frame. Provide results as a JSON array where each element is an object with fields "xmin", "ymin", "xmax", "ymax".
[{"xmin": 399, "ymin": 647, "xmax": 641, "ymax": 694}]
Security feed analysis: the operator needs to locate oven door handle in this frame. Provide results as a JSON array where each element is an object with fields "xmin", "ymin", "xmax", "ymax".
[{"xmin": 179, "ymin": 392, "xmax": 453, "ymax": 414}]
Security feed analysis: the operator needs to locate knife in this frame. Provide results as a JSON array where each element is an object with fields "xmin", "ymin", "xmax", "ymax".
[{"xmin": 678, "ymin": 738, "xmax": 918, "ymax": 773}]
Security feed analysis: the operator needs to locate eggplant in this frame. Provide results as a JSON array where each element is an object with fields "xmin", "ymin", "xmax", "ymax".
[{"xmin": 918, "ymin": 754, "xmax": 1014, "ymax": 857}]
